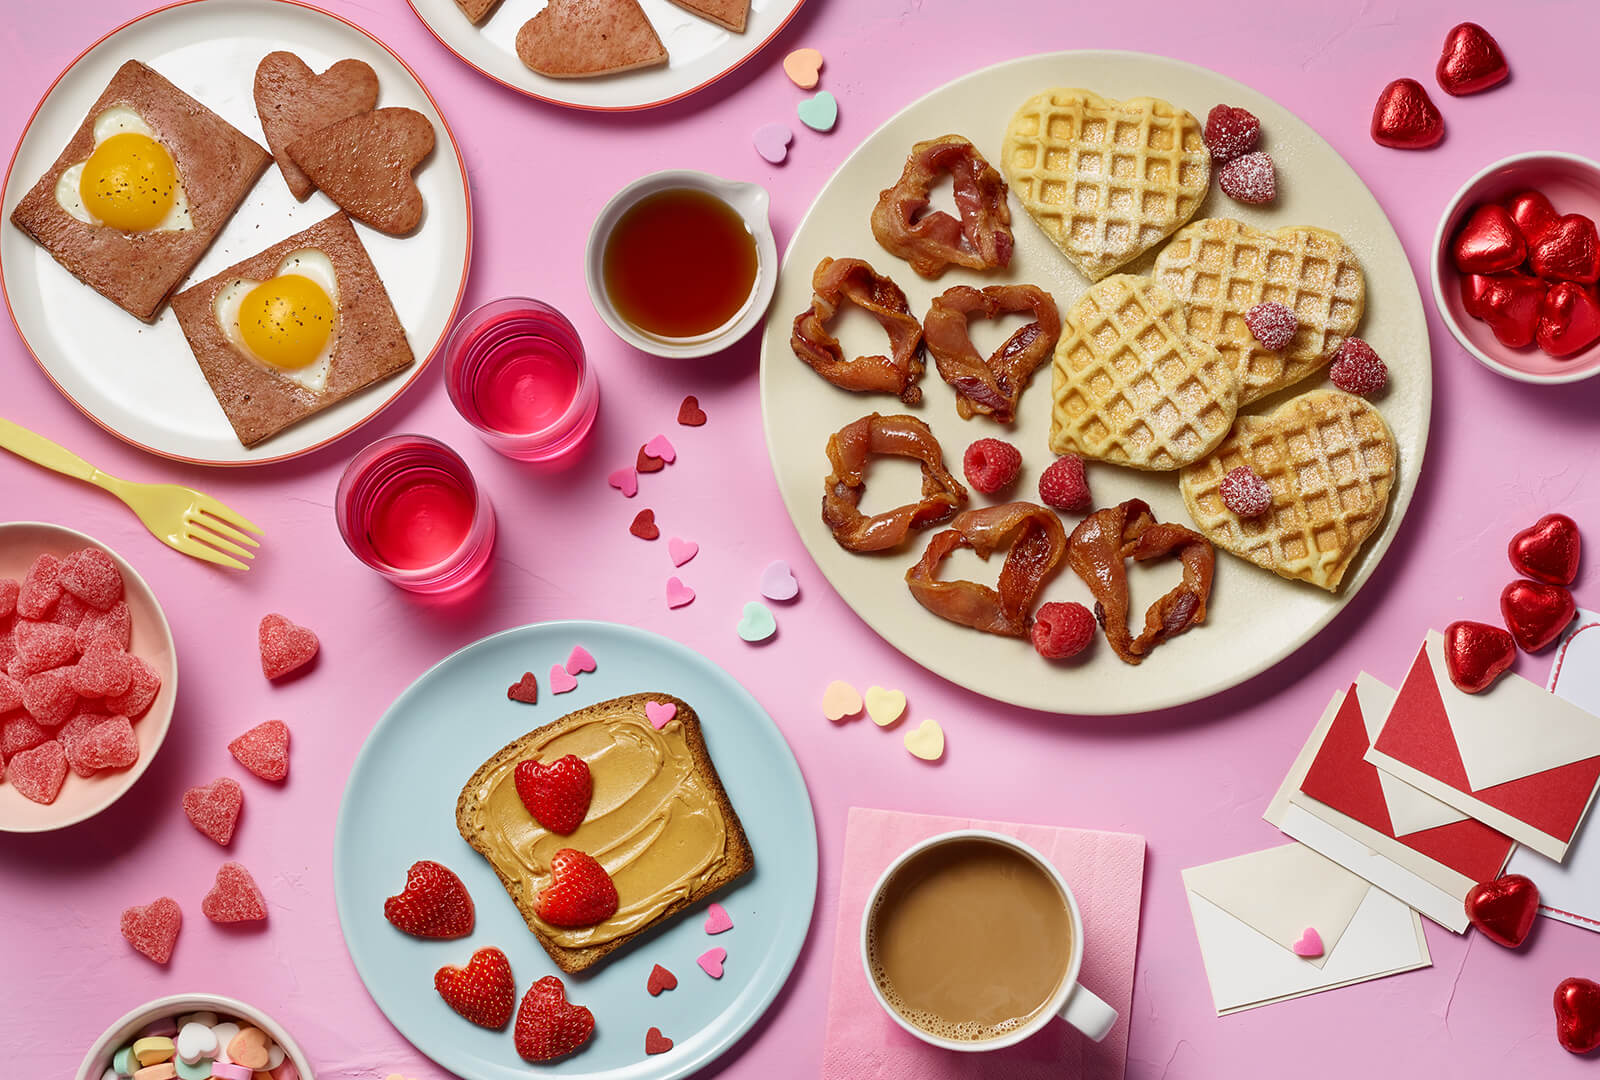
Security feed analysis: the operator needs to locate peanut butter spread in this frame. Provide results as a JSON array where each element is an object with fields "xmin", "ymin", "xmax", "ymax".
[{"xmin": 460, "ymin": 704, "xmax": 730, "ymax": 949}]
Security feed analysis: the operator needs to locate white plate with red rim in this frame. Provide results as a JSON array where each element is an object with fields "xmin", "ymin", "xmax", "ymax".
[
  {"xmin": 405, "ymin": 0, "xmax": 807, "ymax": 111},
  {"xmin": 0, "ymin": 0, "xmax": 472, "ymax": 467},
  {"xmin": 0, "ymin": 522, "xmax": 177, "ymax": 833},
  {"xmin": 759, "ymin": 50, "xmax": 1432, "ymax": 715}
]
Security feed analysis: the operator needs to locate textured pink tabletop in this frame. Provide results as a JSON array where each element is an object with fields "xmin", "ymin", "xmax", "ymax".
[{"xmin": 4, "ymin": 0, "xmax": 1600, "ymax": 1076}]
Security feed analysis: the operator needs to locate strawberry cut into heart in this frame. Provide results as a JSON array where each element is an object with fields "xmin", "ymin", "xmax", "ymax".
[
  {"xmin": 385, "ymin": 860, "xmax": 475, "ymax": 939},
  {"xmin": 1509, "ymin": 513, "xmax": 1582, "ymax": 585},
  {"xmin": 1443, "ymin": 620, "xmax": 1517, "ymax": 694},
  {"xmin": 1464, "ymin": 874, "xmax": 1539, "ymax": 947},
  {"xmin": 536, "ymin": 848, "xmax": 618, "ymax": 928},
  {"xmin": 435, "ymin": 946, "xmax": 516, "ymax": 1030},
  {"xmin": 515, "ymin": 975, "xmax": 594, "ymax": 1063},
  {"xmin": 1502, "ymin": 579, "xmax": 1576, "ymax": 653},
  {"xmin": 514, "ymin": 754, "xmax": 592, "ymax": 835}
]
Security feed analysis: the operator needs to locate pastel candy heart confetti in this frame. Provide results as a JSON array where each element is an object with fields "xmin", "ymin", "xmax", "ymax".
[
  {"xmin": 697, "ymin": 946, "xmax": 727, "ymax": 978},
  {"xmin": 607, "ymin": 467, "xmax": 639, "ymax": 498},
  {"xmin": 204, "ymin": 863, "xmax": 268, "ymax": 924},
  {"xmin": 797, "ymin": 91, "xmax": 838, "ymax": 133},
  {"xmin": 629, "ymin": 509, "xmax": 660, "ymax": 540},
  {"xmin": 864, "ymin": 686, "xmax": 906, "ymax": 727},
  {"xmin": 183, "ymin": 777, "xmax": 244, "ymax": 846},
  {"xmin": 229, "ymin": 720, "xmax": 289, "ymax": 782},
  {"xmin": 759, "ymin": 560, "xmax": 799, "ymax": 601},
  {"xmin": 549, "ymin": 664, "xmax": 578, "ymax": 694},
  {"xmin": 645, "ymin": 1028, "xmax": 673, "ymax": 1055},
  {"xmin": 668, "ymin": 538, "xmax": 699, "ymax": 567},
  {"xmin": 753, "ymin": 122, "xmax": 793, "ymax": 165},
  {"xmin": 736, "ymin": 601, "xmax": 777, "ymax": 643},
  {"xmin": 903, "ymin": 718, "xmax": 945, "ymax": 761},
  {"xmin": 259, "ymin": 614, "xmax": 319, "ymax": 680},
  {"xmin": 121, "ymin": 896, "xmax": 181, "ymax": 964},
  {"xmin": 1292, "ymin": 927, "xmax": 1324, "ymax": 957},
  {"xmin": 507, "ymin": 672, "xmax": 538, "ymax": 704},
  {"xmin": 677, "ymin": 395, "xmax": 707, "ymax": 426},
  {"xmin": 647, "ymin": 963, "xmax": 677, "ymax": 996},
  {"xmin": 822, "ymin": 680, "xmax": 863, "ymax": 722},
  {"xmin": 665, "ymin": 577, "xmax": 695, "ymax": 609},
  {"xmin": 782, "ymin": 47, "xmax": 823, "ymax": 89},
  {"xmin": 565, "ymin": 645, "xmax": 596, "ymax": 675},
  {"xmin": 643, "ymin": 434, "xmax": 676, "ymax": 463},
  {"xmin": 645, "ymin": 700, "xmax": 677, "ymax": 730},
  {"xmin": 704, "ymin": 902, "xmax": 733, "ymax": 934},
  {"xmin": 636, "ymin": 442, "xmax": 666, "ymax": 473}
]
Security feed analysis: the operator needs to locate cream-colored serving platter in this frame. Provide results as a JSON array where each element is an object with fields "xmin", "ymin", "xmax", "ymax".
[{"xmin": 759, "ymin": 51, "xmax": 1431, "ymax": 715}]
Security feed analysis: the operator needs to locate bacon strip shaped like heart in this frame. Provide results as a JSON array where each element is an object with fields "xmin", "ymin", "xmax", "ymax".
[
  {"xmin": 905, "ymin": 501, "xmax": 1067, "ymax": 637},
  {"xmin": 823, "ymin": 413, "xmax": 967, "ymax": 552},
  {"xmin": 1067, "ymin": 498, "xmax": 1214, "ymax": 665},
  {"xmin": 870, "ymin": 134, "xmax": 1014, "ymax": 279},
  {"xmin": 924, "ymin": 283, "xmax": 1060, "ymax": 422},
  {"xmin": 792, "ymin": 258, "xmax": 926, "ymax": 404}
]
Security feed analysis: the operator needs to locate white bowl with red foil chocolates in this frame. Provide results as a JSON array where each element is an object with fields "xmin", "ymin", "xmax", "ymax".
[{"xmin": 1433, "ymin": 151, "xmax": 1600, "ymax": 384}]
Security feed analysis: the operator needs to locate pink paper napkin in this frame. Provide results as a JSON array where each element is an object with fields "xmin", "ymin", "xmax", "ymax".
[{"xmin": 821, "ymin": 807, "xmax": 1145, "ymax": 1080}]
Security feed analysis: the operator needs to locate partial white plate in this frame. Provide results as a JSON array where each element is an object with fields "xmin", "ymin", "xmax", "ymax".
[
  {"xmin": 759, "ymin": 51, "xmax": 1432, "ymax": 715},
  {"xmin": 406, "ymin": 0, "xmax": 805, "ymax": 111},
  {"xmin": 0, "ymin": 0, "xmax": 472, "ymax": 466}
]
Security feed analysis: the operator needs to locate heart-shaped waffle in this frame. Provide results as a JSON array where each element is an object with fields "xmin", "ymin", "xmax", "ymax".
[
  {"xmin": 1179, "ymin": 389, "xmax": 1396, "ymax": 591},
  {"xmin": 1153, "ymin": 218, "xmax": 1366, "ymax": 404},
  {"xmin": 1001, "ymin": 88, "xmax": 1210, "ymax": 282}
]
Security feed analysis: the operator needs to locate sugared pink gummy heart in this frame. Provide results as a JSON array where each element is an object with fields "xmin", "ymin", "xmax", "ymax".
[
  {"xmin": 121, "ymin": 896, "xmax": 182, "ymax": 963},
  {"xmin": 202, "ymin": 862, "xmax": 267, "ymax": 923},
  {"xmin": 59, "ymin": 548, "xmax": 123, "ymax": 610},
  {"xmin": 70, "ymin": 636, "xmax": 134, "ymax": 698},
  {"xmin": 2, "ymin": 713, "xmax": 51, "ymax": 758},
  {"xmin": 259, "ymin": 614, "xmax": 318, "ymax": 680},
  {"xmin": 16, "ymin": 554, "xmax": 62, "ymax": 620},
  {"xmin": 8, "ymin": 739, "xmax": 67, "ymax": 804},
  {"xmin": 75, "ymin": 601, "xmax": 131, "ymax": 653},
  {"xmin": 58, "ymin": 711, "xmax": 109, "ymax": 776},
  {"xmin": 15, "ymin": 620, "xmax": 76, "ymax": 670},
  {"xmin": 75, "ymin": 716, "xmax": 137, "ymax": 771},
  {"xmin": 104, "ymin": 655, "xmax": 160, "ymax": 719},
  {"xmin": 229, "ymin": 720, "xmax": 289, "ymax": 782},
  {"xmin": 48, "ymin": 592, "xmax": 89, "ymax": 630},
  {"xmin": 184, "ymin": 777, "xmax": 244, "ymax": 846},
  {"xmin": 0, "ymin": 577, "xmax": 17, "ymax": 618},
  {"xmin": 0, "ymin": 672, "xmax": 22, "ymax": 714},
  {"xmin": 22, "ymin": 667, "xmax": 78, "ymax": 726}
]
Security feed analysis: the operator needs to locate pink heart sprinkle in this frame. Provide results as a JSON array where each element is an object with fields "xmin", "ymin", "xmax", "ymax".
[
  {"xmin": 565, "ymin": 645, "xmax": 596, "ymax": 675},
  {"xmin": 1292, "ymin": 927, "xmax": 1324, "ymax": 957},
  {"xmin": 697, "ymin": 946, "xmax": 727, "ymax": 979},
  {"xmin": 549, "ymin": 664, "xmax": 578, "ymax": 694},
  {"xmin": 668, "ymin": 538, "xmax": 699, "ymax": 567},
  {"xmin": 752, "ymin": 122, "xmax": 793, "ymax": 165},
  {"xmin": 645, "ymin": 700, "xmax": 677, "ymax": 729},
  {"xmin": 665, "ymin": 577, "xmax": 695, "ymax": 609},
  {"xmin": 704, "ymin": 902, "xmax": 733, "ymax": 934},
  {"xmin": 607, "ymin": 467, "xmax": 639, "ymax": 498},
  {"xmin": 643, "ymin": 434, "xmax": 676, "ymax": 464}
]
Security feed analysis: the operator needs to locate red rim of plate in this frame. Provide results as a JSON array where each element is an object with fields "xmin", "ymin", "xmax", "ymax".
[
  {"xmin": 403, "ymin": 0, "xmax": 809, "ymax": 112},
  {"xmin": 0, "ymin": 0, "xmax": 475, "ymax": 468}
]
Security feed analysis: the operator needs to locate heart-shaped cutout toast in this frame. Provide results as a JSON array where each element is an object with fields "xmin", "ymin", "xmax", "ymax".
[
  {"xmin": 925, "ymin": 284, "xmax": 1058, "ymax": 422},
  {"xmin": 1001, "ymin": 88, "xmax": 1210, "ymax": 282},
  {"xmin": 287, "ymin": 107, "xmax": 435, "ymax": 235},
  {"xmin": 254, "ymin": 52, "xmax": 379, "ymax": 200},
  {"xmin": 1154, "ymin": 218, "xmax": 1367, "ymax": 404},
  {"xmin": 1179, "ymin": 389, "xmax": 1396, "ymax": 591},
  {"xmin": 906, "ymin": 502, "xmax": 1067, "ymax": 638}
]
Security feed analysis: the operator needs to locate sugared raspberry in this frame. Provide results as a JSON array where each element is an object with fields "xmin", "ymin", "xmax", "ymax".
[
  {"xmin": 1329, "ymin": 338, "xmax": 1388, "ymax": 396},
  {"xmin": 1220, "ymin": 466, "xmax": 1273, "ymax": 518},
  {"xmin": 1032, "ymin": 602, "xmax": 1096, "ymax": 660},
  {"xmin": 1204, "ymin": 104, "xmax": 1261, "ymax": 164},
  {"xmin": 1038, "ymin": 455, "xmax": 1091, "ymax": 512},
  {"xmin": 1245, "ymin": 301, "xmax": 1298, "ymax": 351},
  {"xmin": 1219, "ymin": 151, "xmax": 1276, "ymax": 204},
  {"xmin": 962, "ymin": 438, "xmax": 1023, "ymax": 494}
]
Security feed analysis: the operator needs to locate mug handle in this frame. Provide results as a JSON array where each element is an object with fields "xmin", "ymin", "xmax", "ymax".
[{"xmin": 1058, "ymin": 983, "xmax": 1117, "ymax": 1043}]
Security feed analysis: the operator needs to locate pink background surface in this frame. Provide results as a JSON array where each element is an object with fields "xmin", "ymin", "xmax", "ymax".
[{"xmin": 3, "ymin": 0, "xmax": 1600, "ymax": 1076}]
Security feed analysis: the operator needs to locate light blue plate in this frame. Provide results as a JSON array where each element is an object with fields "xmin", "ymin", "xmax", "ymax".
[{"xmin": 334, "ymin": 621, "xmax": 818, "ymax": 1079}]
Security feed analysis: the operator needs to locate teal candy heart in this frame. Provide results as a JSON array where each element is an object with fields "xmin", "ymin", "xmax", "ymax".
[
  {"xmin": 736, "ymin": 601, "xmax": 777, "ymax": 642},
  {"xmin": 796, "ymin": 91, "xmax": 838, "ymax": 133}
]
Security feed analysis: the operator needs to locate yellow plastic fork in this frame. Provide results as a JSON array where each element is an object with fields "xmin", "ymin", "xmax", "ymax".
[{"xmin": 0, "ymin": 417, "xmax": 263, "ymax": 570}]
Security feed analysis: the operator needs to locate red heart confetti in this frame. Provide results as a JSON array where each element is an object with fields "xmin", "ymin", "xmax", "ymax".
[
  {"xmin": 647, "ymin": 963, "xmax": 678, "ymax": 996},
  {"xmin": 636, "ymin": 445, "xmax": 665, "ymax": 474},
  {"xmin": 507, "ymin": 671, "xmax": 539, "ymax": 704},
  {"xmin": 645, "ymin": 1027, "xmax": 673, "ymax": 1055},
  {"xmin": 629, "ymin": 509, "xmax": 660, "ymax": 540},
  {"xmin": 677, "ymin": 395, "xmax": 707, "ymax": 426}
]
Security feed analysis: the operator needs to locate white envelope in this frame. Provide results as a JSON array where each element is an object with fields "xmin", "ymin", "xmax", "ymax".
[{"xmin": 1182, "ymin": 843, "xmax": 1430, "ymax": 1015}]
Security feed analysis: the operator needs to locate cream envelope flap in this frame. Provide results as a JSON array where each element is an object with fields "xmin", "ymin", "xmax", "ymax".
[
  {"xmin": 1355, "ymin": 675, "xmax": 1470, "ymax": 835},
  {"xmin": 1184, "ymin": 842, "xmax": 1366, "ymax": 968}
]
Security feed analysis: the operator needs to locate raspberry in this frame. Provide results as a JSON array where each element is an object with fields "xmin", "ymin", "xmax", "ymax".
[
  {"xmin": 1218, "ymin": 151, "xmax": 1276, "ymax": 204},
  {"xmin": 1220, "ymin": 466, "xmax": 1273, "ymax": 518},
  {"xmin": 963, "ymin": 438, "xmax": 1023, "ymax": 494},
  {"xmin": 1245, "ymin": 301, "xmax": 1298, "ymax": 351},
  {"xmin": 1038, "ymin": 455, "xmax": 1091, "ymax": 512},
  {"xmin": 1204, "ymin": 104, "xmax": 1261, "ymax": 164},
  {"xmin": 1032, "ymin": 602, "xmax": 1096, "ymax": 660},
  {"xmin": 1329, "ymin": 338, "xmax": 1388, "ymax": 396}
]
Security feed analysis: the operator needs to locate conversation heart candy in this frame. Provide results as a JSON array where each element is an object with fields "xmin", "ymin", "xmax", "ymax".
[
  {"xmin": 226, "ymin": 1028, "xmax": 270, "ymax": 1070},
  {"xmin": 821, "ymin": 680, "xmax": 863, "ymax": 722},
  {"xmin": 176, "ymin": 1023, "xmax": 218, "ymax": 1064},
  {"xmin": 736, "ymin": 601, "xmax": 776, "ymax": 643}
]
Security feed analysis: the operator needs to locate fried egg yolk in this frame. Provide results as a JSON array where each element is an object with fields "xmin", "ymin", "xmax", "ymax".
[
  {"xmin": 78, "ymin": 132, "xmax": 179, "ymax": 232},
  {"xmin": 237, "ymin": 274, "xmax": 336, "ymax": 371}
]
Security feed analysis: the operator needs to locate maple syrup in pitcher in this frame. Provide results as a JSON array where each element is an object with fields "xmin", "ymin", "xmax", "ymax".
[{"xmin": 603, "ymin": 188, "xmax": 759, "ymax": 339}]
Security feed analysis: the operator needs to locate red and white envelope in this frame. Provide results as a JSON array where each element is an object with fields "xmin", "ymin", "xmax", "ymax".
[{"xmin": 1364, "ymin": 629, "xmax": 1600, "ymax": 862}]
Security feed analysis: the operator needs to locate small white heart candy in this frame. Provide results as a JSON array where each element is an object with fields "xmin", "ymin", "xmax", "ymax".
[
  {"xmin": 177, "ymin": 1022, "xmax": 218, "ymax": 1064},
  {"xmin": 210, "ymin": 1023, "xmax": 240, "ymax": 1064},
  {"xmin": 266, "ymin": 1043, "xmax": 285, "ymax": 1069}
]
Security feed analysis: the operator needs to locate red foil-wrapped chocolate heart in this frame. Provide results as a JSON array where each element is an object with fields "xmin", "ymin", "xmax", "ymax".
[
  {"xmin": 1460, "ymin": 272, "xmax": 1495, "ymax": 318},
  {"xmin": 1443, "ymin": 620, "xmax": 1517, "ymax": 694},
  {"xmin": 1464, "ymin": 874, "xmax": 1539, "ymax": 947},
  {"xmin": 1371, "ymin": 78, "xmax": 1444, "ymax": 149},
  {"xmin": 1501, "ymin": 579, "xmax": 1576, "ymax": 653},
  {"xmin": 1436, "ymin": 22, "xmax": 1510, "ymax": 96},
  {"xmin": 1529, "ymin": 215, "xmax": 1600, "ymax": 283},
  {"xmin": 1477, "ymin": 272, "xmax": 1547, "ymax": 347},
  {"xmin": 1506, "ymin": 190, "xmax": 1559, "ymax": 245},
  {"xmin": 1509, "ymin": 513, "xmax": 1582, "ymax": 585},
  {"xmin": 1452, "ymin": 204, "xmax": 1527, "ymax": 273},
  {"xmin": 1538, "ymin": 282, "xmax": 1600, "ymax": 357},
  {"xmin": 1556, "ymin": 978, "xmax": 1600, "ymax": 1054}
]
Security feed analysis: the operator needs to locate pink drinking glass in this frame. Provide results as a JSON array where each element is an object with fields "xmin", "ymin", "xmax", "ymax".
[
  {"xmin": 335, "ymin": 434, "xmax": 495, "ymax": 594},
  {"xmin": 444, "ymin": 297, "xmax": 599, "ymax": 461}
]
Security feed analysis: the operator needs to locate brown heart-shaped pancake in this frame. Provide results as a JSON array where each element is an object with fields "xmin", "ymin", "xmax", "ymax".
[
  {"xmin": 254, "ymin": 51, "xmax": 379, "ymax": 201},
  {"xmin": 287, "ymin": 107, "xmax": 434, "ymax": 235}
]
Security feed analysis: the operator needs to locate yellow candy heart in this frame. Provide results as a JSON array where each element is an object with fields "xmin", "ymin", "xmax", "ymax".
[
  {"xmin": 133, "ymin": 1037, "xmax": 175, "ymax": 1066},
  {"xmin": 864, "ymin": 686, "xmax": 906, "ymax": 727},
  {"xmin": 226, "ymin": 1028, "xmax": 270, "ymax": 1070},
  {"xmin": 822, "ymin": 680, "xmax": 863, "ymax": 722},
  {"xmin": 903, "ymin": 718, "xmax": 945, "ymax": 761}
]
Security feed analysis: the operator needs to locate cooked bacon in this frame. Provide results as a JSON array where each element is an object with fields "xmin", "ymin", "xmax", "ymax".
[
  {"xmin": 1066, "ymin": 499, "xmax": 1214, "ymax": 665},
  {"xmin": 822, "ymin": 413, "xmax": 967, "ymax": 552},
  {"xmin": 871, "ymin": 135, "xmax": 1013, "ymax": 279},
  {"xmin": 792, "ymin": 257, "xmax": 926, "ymax": 404},
  {"xmin": 905, "ymin": 501, "xmax": 1067, "ymax": 637},
  {"xmin": 923, "ymin": 284, "xmax": 1061, "ymax": 422}
]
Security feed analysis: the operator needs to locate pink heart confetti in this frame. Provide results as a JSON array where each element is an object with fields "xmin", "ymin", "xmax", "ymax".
[
  {"xmin": 752, "ymin": 123, "xmax": 793, "ymax": 165},
  {"xmin": 668, "ymin": 538, "xmax": 699, "ymax": 567},
  {"xmin": 645, "ymin": 700, "xmax": 677, "ymax": 729},
  {"xmin": 607, "ymin": 467, "xmax": 638, "ymax": 498},
  {"xmin": 759, "ymin": 560, "xmax": 798, "ymax": 601},
  {"xmin": 1292, "ymin": 927, "xmax": 1324, "ymax": 957},
  {"xmin": 565, "ymin": 645, "xmax": 596, "ymax": 675},
  {"xmin": 549, "ymin": 664, "xmax": 578, "ymax": 694},
  {"xmin": 697, "ymin": 947, "xmax": 727, "ymax": 978},
  {"xmin": 643, "ymin": 434, "xmax": 676, "ymax": 464},
  {"xmin": 704, "ymin": 902, "xmax": 733, "ymax": 934},
  {"xmin": 666, "ymin": 577, "xmax": 695, "ymax": 609}
]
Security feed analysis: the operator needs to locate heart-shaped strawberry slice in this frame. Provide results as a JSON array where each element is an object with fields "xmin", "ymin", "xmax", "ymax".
[
  {"xmin": 536, "ymin": 848, "xmax": 618, "ymax": 928},
  {"xmin": 1529, "ymin": 215, "xmax": 1600, "ymax": 284},
  {"xmin": 1557, "ymin": 977, "xmax": 1600, "ymax": 1054},
  {"xmin": 286, "ymin": 108, "xmax": 435, "ymax": 235},
  {"xmin": 1502, "ymin": 579, "xmax": 1576, "ymax": 652},
  {"xmin": 253, "ymin": 51, "xmax": 379, "ymax": 200},
  {"xmin": 385, "ymin": 859, "xmax": 474, "ymax": 939},
  {"xmin": 1452, "ymin": 204, "xmax": 1526, "ymax": 274},
  {"xmin": 259, "ymin": 614, "xmax": 319, "ymax": 680},
  {"xmin": 1464, "ymin": 874, "xmax": 1539, "ymax": 947},
  {"xmin": 1435, "ymin": 22, "xmax": 1509, "ymax": 96},
  {"xmin": 1371, "ymin": 78, "xmax": 1444, "ymax": 149},
  {"xmin": 1538, "ymin": 282, "xmax": 1600, "ymax": 358},
  {"xmin": 515, "ymin": 975, "xmax": 594, "ymax": 1063},
  {"xmin": 507, "ymin": 672, "xmax": 539, "ymax": 704},
  {"xmin": 514, "ymin": 754, "xmax": 592, "ymax": 835},
  {"xmin": 1443, "ymin": 620, "xmax": 1517, "ymax": 693},
  {"xmin": 1509, "ymin": 513, "xmax": 1581, "ymax": 585},
  {"xmin": 435, "ymin": 946, "xmax": 515, "ymax": 1030}
]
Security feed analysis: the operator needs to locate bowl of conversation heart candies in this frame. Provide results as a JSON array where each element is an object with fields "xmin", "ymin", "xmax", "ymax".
[{"xmin": 75, "ymin": 994, "xmax": 312, "ymax": 1080}]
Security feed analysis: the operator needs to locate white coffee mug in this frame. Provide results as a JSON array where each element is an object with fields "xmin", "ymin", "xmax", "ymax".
[{"xmin": 859, "ymin": 828, "xmax": 1118, "ymax": 1050}]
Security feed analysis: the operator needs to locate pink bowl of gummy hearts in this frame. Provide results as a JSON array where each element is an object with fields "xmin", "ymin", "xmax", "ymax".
[
  {"xmin": 0, "ymin": 521, "xmax": 176, "ymax": 832},
  {"xmin": 75, "ymin": 993, "xmax": 313, "ymax": 1080}
]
